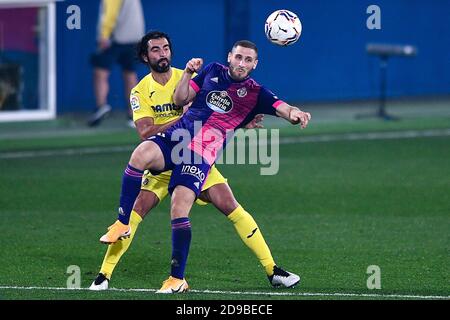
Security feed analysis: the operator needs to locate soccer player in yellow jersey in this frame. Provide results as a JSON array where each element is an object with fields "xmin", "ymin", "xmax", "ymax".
[{"xmin": 90, "ymin": 31, "xmax": 299, "ymax": 291}]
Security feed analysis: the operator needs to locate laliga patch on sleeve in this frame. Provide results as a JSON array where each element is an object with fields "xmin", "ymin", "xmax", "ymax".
[{"xmin": 130, "ymin": 95, "xmax": 140, "ymax": 111}]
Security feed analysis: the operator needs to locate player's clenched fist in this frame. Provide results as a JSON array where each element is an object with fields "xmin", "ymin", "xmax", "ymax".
[{"xmin": 185, "ymin": 58, "xmax": 203, "ymax": 74}]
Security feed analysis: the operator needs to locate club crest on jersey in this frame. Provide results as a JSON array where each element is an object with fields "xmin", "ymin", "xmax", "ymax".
[
  {"xmin": 206, "ymin": 90, "xmax": 233, "ymax": 113},
  {"xmin": 237, "ymin": 87, "xmax": 247, "ymax": 98},
  {"xmin": 130, "ymin": 95, "xmax": 140, "ymax": 111}
]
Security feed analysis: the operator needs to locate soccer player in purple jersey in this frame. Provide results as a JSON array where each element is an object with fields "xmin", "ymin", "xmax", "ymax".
[
  {"xmin": 92, "ymin": 32, "xmax": 299, "ymax": 292},
  {"xmin": 102, "ymin": 40, "xmax": 311, "ymax": 293}
]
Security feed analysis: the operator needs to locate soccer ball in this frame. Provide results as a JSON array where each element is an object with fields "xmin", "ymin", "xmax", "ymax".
[{"xmin": 265, "ymin": 9, "xmax": 302, "ymax": 46}]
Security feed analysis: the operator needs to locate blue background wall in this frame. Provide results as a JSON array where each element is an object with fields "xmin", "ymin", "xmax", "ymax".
[{"xmin": 56, "ymin": 0, "xmax": 450, "ymax": 113}]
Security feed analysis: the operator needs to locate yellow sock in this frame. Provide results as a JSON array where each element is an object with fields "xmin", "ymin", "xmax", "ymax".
[
  {"xmin": 227, "ymin": 206, "xmax": 276, "ymax": 276},
  {"xmin": 100, "ymin": 210, "xmax": 142, "ymax": 279}
]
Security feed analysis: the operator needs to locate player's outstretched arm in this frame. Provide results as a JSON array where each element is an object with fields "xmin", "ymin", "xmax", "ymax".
[
  {"xmin": 275, "ymin": 102, "xmax": 311, "ymax": 129},
  {"xmin": 173, "ymin": 58, "xmax": 203, "ymax": 106}
]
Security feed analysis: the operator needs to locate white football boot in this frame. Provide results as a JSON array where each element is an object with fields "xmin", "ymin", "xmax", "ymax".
[
  {"xmin": 89, "ymin": 273, "xmax": 109, "ymax": 291},
  {"xmin": 268, "ymin": 266, "xmax": 300, "ymax": 288}
]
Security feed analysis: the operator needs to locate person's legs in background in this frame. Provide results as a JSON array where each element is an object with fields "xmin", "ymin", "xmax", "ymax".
[
  {"xmin": 88, "ymin": 68, "xmax": 112, "ymax": 126},
  {"xmin": 88, "ymin": 46, "xmax": 115, "ymax": 127}
]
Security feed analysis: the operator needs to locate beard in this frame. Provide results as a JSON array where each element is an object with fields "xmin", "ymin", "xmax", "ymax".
[
  {"xmin": 150, "ymin": 58, "xmax": 171, "ymax": 73},
  {"xmin": 229, "ymin": 65, "xmax": 250, "ymax": 80}
]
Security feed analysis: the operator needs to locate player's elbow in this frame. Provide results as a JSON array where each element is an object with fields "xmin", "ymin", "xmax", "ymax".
[
  {"xmin": 137, "ymin": 127, "xmax": 154, "ymax": 141},
  {"xmin": 173, "ymin": 95, "xmax": 187, "ymax": 107}
]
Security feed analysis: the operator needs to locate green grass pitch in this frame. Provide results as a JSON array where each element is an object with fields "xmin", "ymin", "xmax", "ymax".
[{"xmin": 0, "ymin": 116, "xmax": 449, "ymax": 300}]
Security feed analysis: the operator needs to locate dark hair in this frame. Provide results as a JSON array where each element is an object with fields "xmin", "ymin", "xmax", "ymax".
[
  {"xmin": 137, "ymin": 30, "xmax": 173, "ymax": 64},
  {"xmin": 231, "ymin": 40, "xmax": 258, "ymax": 55}
]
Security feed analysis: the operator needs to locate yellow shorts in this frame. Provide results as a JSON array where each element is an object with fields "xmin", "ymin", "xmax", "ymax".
[{"xmin": 140, "ymin": 165, "xmax": 227, "ymax": 205}]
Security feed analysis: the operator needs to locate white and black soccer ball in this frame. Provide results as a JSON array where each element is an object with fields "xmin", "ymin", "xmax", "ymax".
[{"xmin": 265, "ymin": 9, "xmax": 302, "ymax": 46}]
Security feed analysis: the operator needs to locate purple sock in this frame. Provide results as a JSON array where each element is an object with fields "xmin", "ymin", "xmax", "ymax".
[
  {"xmin": 118, "ymin": 164, "xmax": 144, "ymax": 225},
  {"xmin": 171, "ymin": 217, "xmax": 192, "ymax": 279}
]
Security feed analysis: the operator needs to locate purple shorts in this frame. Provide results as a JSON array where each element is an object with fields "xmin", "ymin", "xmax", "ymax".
[{"xmin": 147, "ymin": 134, "xmax": 211, "ymax": 197}]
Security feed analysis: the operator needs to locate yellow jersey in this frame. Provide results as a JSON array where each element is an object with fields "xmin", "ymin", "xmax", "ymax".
[{"xmin": 130, "ymin": 67, "xmax": 186, "ymax": 124}]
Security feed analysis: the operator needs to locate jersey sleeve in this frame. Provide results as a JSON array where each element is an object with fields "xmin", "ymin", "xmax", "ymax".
[
  {"xmin": 130, "ymin": 87, "xmax": 155, "ymax": 122},
  {"xmin": 255, "ymin": 86, "xmax": 284, "ymax": 116},
  {"xmin": 190, "ymin": 62, "xmax": 215, "ymax": 93}
]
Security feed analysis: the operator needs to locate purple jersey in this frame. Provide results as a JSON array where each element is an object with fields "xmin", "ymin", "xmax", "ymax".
[{"xmin": 165, "ymin": 63, "xmax": 284, "ymax": 164}]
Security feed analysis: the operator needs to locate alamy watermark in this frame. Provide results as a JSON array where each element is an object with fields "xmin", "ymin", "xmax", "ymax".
[
  {"xmin": 66, "ymin": 265, "xmax": 81, "ymax": 289},
  {"xmin": 159, "ymin": 121, "xmax": 280, "ymax": 175},
  {"xmin": 66, "ymin": 5, "xmax": 81, "ymax": 30},
  {"xmin": 366, "ymin": 265, "xmax": 381, "ymax": 289},
  {"xmin": 65, "ymin": 5, "xmax": 382, "ymax": 32},
  {"xmin": 367, "ymin": 5, "xmax": 381, "ymax": 30}
]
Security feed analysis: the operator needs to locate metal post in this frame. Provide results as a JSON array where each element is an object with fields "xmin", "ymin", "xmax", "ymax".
[
  {"xmin": 378, "ymin": 56, "xmax": 388, "ymax": 118},
  {"xmin": 357, "ymin": 43, "xmax": 416, "ymax": 121},
  {"xmin": 377, "ymin": 56, "xmax": 398, "ymax": 120}
]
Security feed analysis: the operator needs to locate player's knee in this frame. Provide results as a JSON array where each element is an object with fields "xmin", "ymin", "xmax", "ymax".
[
  {"xmin": 130, "ymin": 148, "xmax": 145, "ymax": 168},
  {"xmin": 170, "ymin": 186, "xmax": 195, "ymax": 219},
  {"xmin": 170, "ymin": 201, "xmax": 190, "ymax": 220},
  {"xmin": 170, "ymin": 200, "xmax": 190, "ymax": 218},
  {"xmin": 130, "ymin": 142, "xmax": 152, "ymax": 168},
  {"xmin": 170, "ymin": 200, "xmax": 191, "ymax": 219}
]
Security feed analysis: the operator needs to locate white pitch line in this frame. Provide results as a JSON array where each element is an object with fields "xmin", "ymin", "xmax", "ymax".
[
  {"xmin": 0, "ymin": 285, "xmax": 448, "ymax": 300},
  {"xmin": 1, "ymin": 129, "xmax": 450, "ymax": 160}
]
